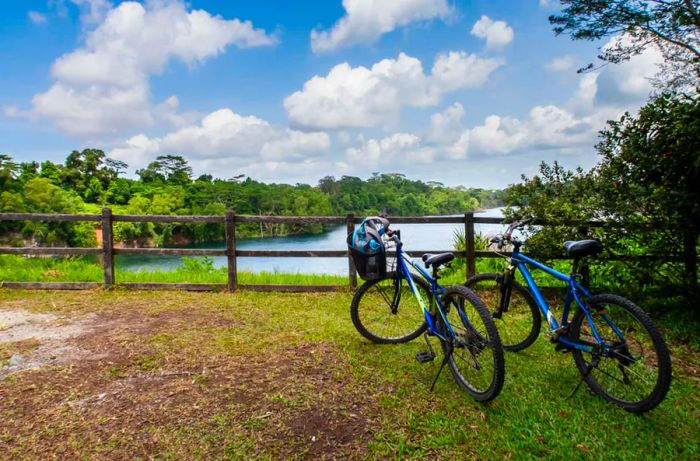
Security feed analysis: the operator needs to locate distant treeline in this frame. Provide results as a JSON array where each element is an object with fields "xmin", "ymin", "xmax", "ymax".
[{"xmin": 0, "ymin": 150, "xmax": 503, "ymax": 246}]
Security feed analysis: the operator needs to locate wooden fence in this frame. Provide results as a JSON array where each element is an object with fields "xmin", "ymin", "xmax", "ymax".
[{"xmin": 0, "ymin": 209, "xmax": 687, "ymax": 292}]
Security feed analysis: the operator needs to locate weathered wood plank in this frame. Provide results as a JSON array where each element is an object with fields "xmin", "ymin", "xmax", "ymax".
[
  {"xmin": 102, "ymin": 208, "xmax": 115, "ymax": 288},
  {"xmin": 235, "ymin": 249, "xmax": 348, "ymax": 257},
  {"xmin": 346, "ymin": 213, "xmax": 356, "ymax": 288},
  {"xmin": 381, "ymin": 216, "xmax": 465, "ymax": 224},
  {"xmin": 0, "ymin": 282, "xmax": 102, "ymax": 290},
  {"xmin": 465, "ymin": 212, "xmax": 476, "ymax": 278},
  {"xmin": 225, "ymin": 211, "xmax": 237, "ymax": 292},
  {"xmin": 112, "ymin": 214, "xmax": 223, "ymax": 223},
  {"xmin": 239, "ymin": 284, "xmax": 346, "ymax": 292},
  {"xmin": 114, "ymin": 248, "xmax": 227, "ymax": 256},
  {"xmin": 0, "ymin": 247, "xmax": 101, "ymax": 255},
  {"xmin": 119, "ymin": 282, "xmax": 227, "ymax": 291},
  {"xmin": 473, "ymin": 250, "xmax": 681, "ymax": 261},
  {"xmin": 235, "ymin": 215, "xmax": 346, "ymax": 224},
  {"xmin": 0, "ymin": 213, "xmax": 100, "ymax": 222}
]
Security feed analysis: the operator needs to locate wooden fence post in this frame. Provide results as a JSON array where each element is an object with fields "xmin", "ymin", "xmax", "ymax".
[
  {"xmin": 101, "ymin": 207, "xmax": 114, "ymax": 288},
  {"xmin": 346, "ymin": 213, "xmax": 357, "ymax": 288},
  {"xmin": 225, "ymin": 211, "xmax": 238, "ymax": 292},
  {"xmin": 465, "ymin": 212, "xmax": 476, "ymax": 279},
  {"xmin": 578, "ymin": 225, "xmax": 591, "ymax": 286}
]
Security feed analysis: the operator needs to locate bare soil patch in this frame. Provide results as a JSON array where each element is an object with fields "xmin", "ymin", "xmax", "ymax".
[{"xmin": 0, "ymin": 298, "xmax": 380, "ymax": 460}]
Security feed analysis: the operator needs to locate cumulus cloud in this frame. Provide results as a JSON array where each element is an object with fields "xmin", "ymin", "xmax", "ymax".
[
  {"xmin": 310, "ymin": 0, "xmax": 449, "ymax": 52},
  {"xmin": 545, "ymin": 55, "xmax": 577, "ymax": 72},
  {"xmin": 427, "ymin": 102, "xmax": 465, "ymax": 144},
  {"xmin": 593, "ymin": 36, "xmax": 663, "ymax": 106},
  {"xmin": 470, "ymin": 15, "xmax": 513, "ymax": 49},
  {"xmin": 345, "ymin": 132, "xmax": 434, "ymax": 167},
  {"xmin": 69, "ymin": 0, "xmax": 112, "ymax": 25},
  {"xmin": 21, "ymin": 0, "xmax": 276, "ymax": 136},
  {"xmin": 109, "ymin": 108, "xmax": 330, "ymax": 171},
  {"xmin": 28, "ymin": 11, "xmax": 48, "ymax": 24},
  {"xmin": 284, "ymin": 52, "xmax": 502, "ymax": 130}
]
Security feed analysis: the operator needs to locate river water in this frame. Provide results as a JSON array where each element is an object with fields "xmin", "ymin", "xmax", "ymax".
[{"xmin": 116, "ymin": 208, "xmax": 506, "ymax": 275}]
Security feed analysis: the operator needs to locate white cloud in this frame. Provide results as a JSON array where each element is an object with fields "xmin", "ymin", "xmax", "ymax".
[
  {"xmin": 470, "ymin": 16, "xmax": 513, "ymax": 49},
  {"xmin": 284, "ymin": 52, "xmax": 502, "ymax": 130},
  {"xmin": 432, "ymin": 51, "xmax": 504, "ymax": 90},
  {"xmin": 594, "ymin": 35, "xmax": 663, "ymax": 106},
  {"xmin": 28, "ymin": 11, "xmax": 48, "ymax": 24},
  {"xmin": 545, "ymin": 55, "xmax": 576, "ymax": 72},
  {"xmin": 261, "ymin": 130, "xmax": 331, "ymax": 160},
  {"xmin": 109, "ymin": 108, "xmax": 331, "ymax": 170},
  {"xmin": 310, "ymin": 0, "xmax": 449, "ymax": 52},
  {"xmin": 23, "ymin": 0, "xmax": 276, "ymax": 136},
  {"xmin": 69, "ymin": 0, "xmax": 112, "ymax": 25},
  {"xmin": 427, "ymin": 102, "xmax": 464, "ymax": 144},
  {"xmin": 346, "ymin": 132, "xmax": 430, "ymax": 167}
]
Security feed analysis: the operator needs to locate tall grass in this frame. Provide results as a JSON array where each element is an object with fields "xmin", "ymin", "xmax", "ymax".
[{"xmin": 0, "ymin": 255, "xmax": 346, "ymax": 285}]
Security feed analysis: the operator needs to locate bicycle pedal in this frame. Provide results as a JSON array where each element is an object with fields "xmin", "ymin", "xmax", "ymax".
[{"xmin": 415, "ymin": 351, "xmax": 436, "ymax": 363}]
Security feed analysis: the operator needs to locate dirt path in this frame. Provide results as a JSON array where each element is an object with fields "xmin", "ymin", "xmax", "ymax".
[{"xmin": 0, "ymin": 294, "xmax": 381, "ymax": 460}]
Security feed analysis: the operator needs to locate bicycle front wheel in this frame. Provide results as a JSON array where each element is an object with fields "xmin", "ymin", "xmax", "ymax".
[
  {"xmin": 570, "ymin": 294, "xmax": 671, "ymax": 413},
  {"xmin": 465, "ymin": 272, "xmax": 541, "ymax": 351},
  {"xmin": 439, "ymin": 285, "xmax": 505, "ymax": 402},
  {"xmin": 350, "ymin": 273, "xmax": 430, "ymax": 344}
]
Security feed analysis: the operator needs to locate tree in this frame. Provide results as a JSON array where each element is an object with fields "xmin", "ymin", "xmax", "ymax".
[
  {"xmin": 550, "ymin": 0, "xmax": 700, "ymax": 89},
  {"xmin": 595, "ymin": 92, "xmax": 700, "ymax": 289},
  {"xmin": 61, "ymin": 149, "xmax": 114, "ymax": 202},
  {"xmin": 0, "ymin": 154, "xmax": 18, "ymax": 191},
  {"xmin": 104, "ymin": 158, "xmax": 128, "ymax": 177},
  {"xmin": 137, "ymin": 155, "xmax": 192, "ymax": 185}
]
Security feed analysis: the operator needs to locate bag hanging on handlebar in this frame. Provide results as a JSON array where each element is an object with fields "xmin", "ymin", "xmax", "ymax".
[{"xmin": 347, "ymin": 216, "xmax": 390, "ymax": 280}]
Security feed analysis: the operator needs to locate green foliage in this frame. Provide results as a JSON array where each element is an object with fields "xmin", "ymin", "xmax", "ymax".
[
  {"xmin": 550, "ymin": 0, "xmax": 700, "ymax": 90},
  {"xmin": 503, "ymin": 93, "xmax": 700, "ymax": 307},
  {"xmin": 0, "ymin": 151, "xmax": 502, "ymax": 247}
]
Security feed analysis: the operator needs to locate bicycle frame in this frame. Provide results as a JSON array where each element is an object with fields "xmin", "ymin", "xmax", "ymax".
[
  {"xmin": 510, "ymin": 249, "xmax": 606, "ymax": 353},
  {"xmin": 390, "ymin": 243, "xmax": 458, "ymax": 341}
]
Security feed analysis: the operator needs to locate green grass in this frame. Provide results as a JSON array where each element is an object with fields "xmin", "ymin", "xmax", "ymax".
[
  {"xmin": 0, "ymin": 289, "xmax": 697, "ymax": 459},
  {"xmin": 0, "ymin": 254, "xmax": 346, "ymax": 285}
]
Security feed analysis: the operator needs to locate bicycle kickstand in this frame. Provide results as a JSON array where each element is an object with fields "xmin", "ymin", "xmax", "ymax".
[
  {"xmin": 430, "ymin": 348, "xmax": 452, "ymax": 392},
  {"xmin": 567, "ymin": 355, "xmax": 600, "ymax": 400}
]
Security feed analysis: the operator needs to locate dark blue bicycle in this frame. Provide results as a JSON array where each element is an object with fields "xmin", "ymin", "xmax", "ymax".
[
  {"xmin": 350, "ymin": 225, "xmax": 505, "ymax": 402},
  {"xmin": 465, "ymin": 220, "xmax": 672, "ymax": 412}
]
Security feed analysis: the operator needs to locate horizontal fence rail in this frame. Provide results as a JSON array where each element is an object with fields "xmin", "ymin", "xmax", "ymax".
[{"xmin": 0, "ymin": 210, "xmax": 686, "ymax": 292}]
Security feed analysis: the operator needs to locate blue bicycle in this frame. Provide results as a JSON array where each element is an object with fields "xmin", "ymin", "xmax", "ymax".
[
  {"xmin": 350, "ymin": 227, "xmax": 505, "ymax": 402},
  {"xmin": 465, "ymin": 220, "xmax": 672, "ymax": 412}
]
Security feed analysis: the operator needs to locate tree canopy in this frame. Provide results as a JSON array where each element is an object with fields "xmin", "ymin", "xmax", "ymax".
[
  {"xmin": 550, "ymin": 0, "xmax": 700, "ymax": 89},
  {"xmin": 0, "ymin": 149, "xmax": 502, "ymax": 246},
  {"xmin": 505, "ymin": 93, "xmax": 700, "ymax": 299}
]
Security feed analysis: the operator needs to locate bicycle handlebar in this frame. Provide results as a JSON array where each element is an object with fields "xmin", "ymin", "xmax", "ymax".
[{"xmin": 489, "ymin": 218, "xmax": 532, "ymax": 250}]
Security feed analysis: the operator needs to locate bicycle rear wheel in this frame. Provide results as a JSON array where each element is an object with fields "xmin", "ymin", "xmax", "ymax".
[
  {"xmin": 350, "ymin": 273, "xmax": 430, "ymax": 344},
  {"xmin": 465, "ymin": 272, "xmax": 541, "ymax": 351},
  {"xmin": 438, "ymin": 285, "xmax": 505, "ymax": 402},
  {"xmin": 570, "ymin": 294, "xmax": 671, "ymax": 413}
]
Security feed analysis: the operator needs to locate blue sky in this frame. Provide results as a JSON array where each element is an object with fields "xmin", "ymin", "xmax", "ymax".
[{"xmin": 0, "ymin": 0, "xmax": 661, "ymax": 188}]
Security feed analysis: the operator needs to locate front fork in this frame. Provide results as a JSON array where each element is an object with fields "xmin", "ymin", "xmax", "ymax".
[
  {"xmin": 494, "ymin": 264, "xmax": 516, "ymax": 319},
  {"xmin": 390, "ymin": 276, "xmax": 402, "ymax": 314}
]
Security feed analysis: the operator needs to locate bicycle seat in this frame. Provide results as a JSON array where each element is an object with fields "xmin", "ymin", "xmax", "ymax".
[
  {"xmin": 563, "ymin": 240, "xmax": 602, "ymax": 258},
  {"xmin": 422, "ymin": 252, "xmax": 454, "ymax": 268}
]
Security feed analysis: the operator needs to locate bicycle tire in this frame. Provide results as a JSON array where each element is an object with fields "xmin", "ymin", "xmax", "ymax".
[
  {"xmin": 350, "ymin": 273, "xmax": 430, "ymax": 344},
  {"xmin": 438, "ymin": 285, "xmax": 505, "ymax": 402},
  {"xmin": 569, "ymin": 294, "xmax": 672, "ymax": 413},
  {"xmin": 465, "ymin": 272, "xmax": 541, "ymax": 351}
]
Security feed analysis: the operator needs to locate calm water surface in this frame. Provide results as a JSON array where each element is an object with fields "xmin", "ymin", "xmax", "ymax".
[{"xmin": 116, "ymin": 208, "xmax": 506, "ymax": 275}]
